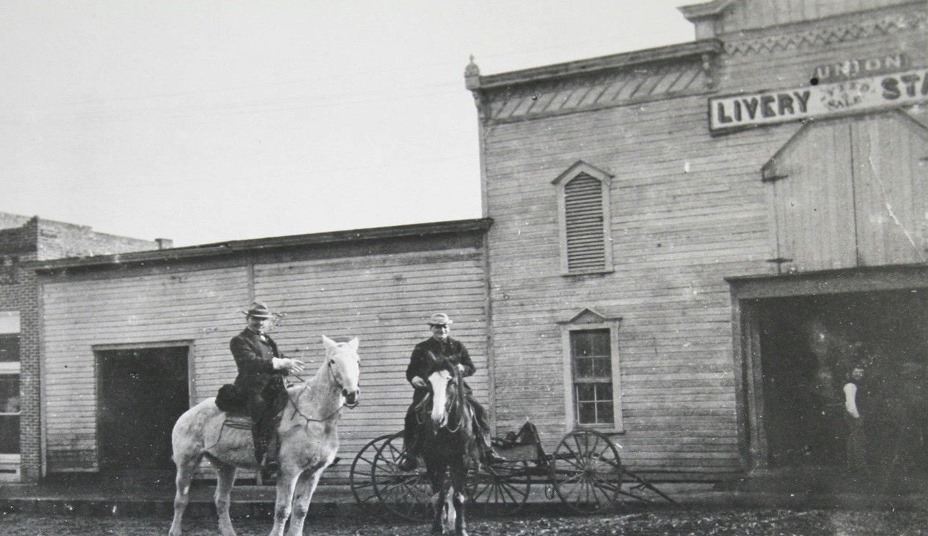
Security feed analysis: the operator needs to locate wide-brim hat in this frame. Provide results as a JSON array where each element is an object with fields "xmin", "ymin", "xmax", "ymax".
[
  {"xmin": 428, "ymin": 313, "xmax": 453, "ymax": 326},
  {"xmin": 243, "ymin": 301, "xmax": 274, "ymax": 319}
]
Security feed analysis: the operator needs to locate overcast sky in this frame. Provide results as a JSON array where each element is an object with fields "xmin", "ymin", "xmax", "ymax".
[{"xmin": 1, "ymin": 1, "xmax": 694, "ymax": 247}]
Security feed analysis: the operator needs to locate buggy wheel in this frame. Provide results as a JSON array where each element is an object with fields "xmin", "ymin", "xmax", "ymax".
[
  {"xmin": 469, "ymin": 460, "xmax": 532, "ymax": 510},
  {"xmin": 349, "ymin": 433, "xmax": 393, "ymax": 506},
  {"xmin": 552, "ymin": 429, "xmax": 622, "ymax": 513},
  {"xmin": 371, "ymin": 432, "xmax": 432, "ymax": 521}
]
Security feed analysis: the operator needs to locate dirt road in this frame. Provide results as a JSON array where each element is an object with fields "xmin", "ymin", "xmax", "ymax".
[{"xmin": 3, "ymin": 507, "xmax": 927, "ymax": 535}]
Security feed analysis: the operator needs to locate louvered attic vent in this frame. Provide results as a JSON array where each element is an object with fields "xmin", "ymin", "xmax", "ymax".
[
  {"xmin": 565, "ymin": 174, "xmax": 606, "ymax": 272},
  {"xmin": 553, "ymin": 161, "xmax": 614, "ymax": 276}
]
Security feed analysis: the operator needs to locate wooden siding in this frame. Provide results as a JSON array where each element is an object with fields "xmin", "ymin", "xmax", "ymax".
[
  {"xmin": 718, "ymin": 0, "xmax": 917, "ymax": 34},
  {"xmin": 42, "ymin": 266, "xmax": 250, "ymax": 471},
  {"xmin": 714, "ymin": 3, "xmax": 926, "ymax": 93},
  {"xmin": 478, "ymin": 1, "xmax": 925, "ymax": 478},
  {"xmin": 251, "ymin": 248, "xmax": 489, "ymax": 480},
  {"xmin": 766, "ymin": 113, "xmax": 928, "ymax": 272},
  {"xmin": 768, "ymin": 121, "xmax": 858, "ymax": 272},
  {"xmin": 40, "ymin": 245, "xmax": 488, "ymax": 477},
  {"xmin": 852, "ymin": 114, "xmax": 928, "ymax": 266},
  {"xmin": 482, "ymin": 95, "xmax": 776, "ymax": 476}
]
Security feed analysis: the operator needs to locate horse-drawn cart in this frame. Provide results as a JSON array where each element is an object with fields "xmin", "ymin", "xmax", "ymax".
[{"xmin": 349, "ymin": 421, "xmax": 675, "ymax": 520}]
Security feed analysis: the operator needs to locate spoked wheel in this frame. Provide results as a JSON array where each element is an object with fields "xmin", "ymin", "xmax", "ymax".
[
  {"xmin": 349, "ymin": 434, "xmax": 394, "ymax": 507},
  {"xmin": 469, "ymin": 460, "xmax": 532, "ymax": 511},
  {"xmin": 552, "ymin": 429, "xmax": 622, "ymax": 513},
  {"xmin": 371, "ymin": 432, "xmax": 432, "ymax": 521}
]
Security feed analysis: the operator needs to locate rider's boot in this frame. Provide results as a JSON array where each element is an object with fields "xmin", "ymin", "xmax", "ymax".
[
  {"xmin": 263, "ymin": 434, "xmax": 281, "ymax": 475},
  {"xmin": 398, "ymin": 449, "xmax": 419, "ymax": 471}
]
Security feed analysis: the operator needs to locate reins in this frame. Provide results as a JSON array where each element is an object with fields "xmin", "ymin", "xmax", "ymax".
[
  {"xmin": 416, "ymin": 372, "xmax": 468, "ymax": 433},
  {"xmin": 444, "ymin": 378, "xmax": 468, "ymax": 434},
  {"xmin": 284, "ymin": 357, "xmax": 359, "ymax": 426}
]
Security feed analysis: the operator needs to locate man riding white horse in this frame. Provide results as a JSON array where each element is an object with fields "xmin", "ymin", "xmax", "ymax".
[
  {"xmin": 231, "ymin": 301, "xmax": 305, "ymax": 473},
  {"xmin": 399, "ymin": 312, "xmax": 504, "ymax": 471}
]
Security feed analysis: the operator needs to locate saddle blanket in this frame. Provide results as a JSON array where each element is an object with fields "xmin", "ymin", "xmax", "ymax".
[{"xmin": 223, "ymin": 415, "xmax": 253, "ymax": 430}]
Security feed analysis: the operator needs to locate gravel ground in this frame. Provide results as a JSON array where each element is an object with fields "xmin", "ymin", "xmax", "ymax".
[{"xmin": 3, "ymin": 508, "xmax": 928, "ymax": 536}]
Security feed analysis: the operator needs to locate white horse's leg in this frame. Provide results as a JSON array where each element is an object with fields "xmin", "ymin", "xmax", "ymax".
[
  {"xmin": 267, "ymin": 470, "xmax": 300, "ymax": 536},
  {"xmin": 168, "ymin": 455, "xmax": 200, "ymax": 536},
  {"xmin": 214, "ymin": 462, "xmax": 238, "ymax": 536},
  {"xmin": 285, "ymin": 469, "xmax": 323, "ymax": 536}
]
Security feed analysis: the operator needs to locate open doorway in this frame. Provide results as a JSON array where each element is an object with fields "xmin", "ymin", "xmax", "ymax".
[
  {"xmin": 757, "ymin": 289, "xmax": 928, "ymax": 473},
  {"xmin": 97, "ymin": 346, "xmax": 190, "ymax": 474}
]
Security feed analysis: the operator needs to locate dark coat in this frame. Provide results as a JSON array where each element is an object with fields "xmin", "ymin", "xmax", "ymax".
[
  {"xmin": 231, "ymin": 329, "xmax": 288, "ymax": 400},
  {"xmin": 406, "ymin": 336, "xmax": 475, "ymax": 403}
]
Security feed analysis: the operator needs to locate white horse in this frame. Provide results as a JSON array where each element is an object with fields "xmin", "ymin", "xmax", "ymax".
[{"xmin": 168, "ymin": 335, "xmax": 360, "ymax": 536}]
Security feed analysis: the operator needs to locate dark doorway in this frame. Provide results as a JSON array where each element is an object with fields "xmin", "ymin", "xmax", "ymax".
[
  {"xmin": 757, "ymin": 289, "xmax": 928, "ymax": 473},
  {"xmin": 97, "ymin": 346, "xmax": 189, "ymax": 472}
]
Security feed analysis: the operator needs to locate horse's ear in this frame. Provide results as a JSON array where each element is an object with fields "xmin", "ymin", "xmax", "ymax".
[
  {"xmin": 322, "ymin": 335, "xmax": 336, "ymax": 350},
  {"xmin": 348, "ymin": 337, "xmax": 359, "ymax": 353}
]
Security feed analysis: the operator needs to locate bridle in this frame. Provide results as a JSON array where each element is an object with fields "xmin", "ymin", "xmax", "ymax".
[
  {"xmin": 285, "ymin": 353, "xmax": 359, "ymax": 425},
  {"xmin": 417, "ymin": 365, "xmax": 467, "ymax": 433}
]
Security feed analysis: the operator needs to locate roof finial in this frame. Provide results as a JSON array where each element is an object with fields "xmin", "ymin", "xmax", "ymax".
[{"xmin": 465, "ymin": 55, "xmax": 480, "ymax": 77}]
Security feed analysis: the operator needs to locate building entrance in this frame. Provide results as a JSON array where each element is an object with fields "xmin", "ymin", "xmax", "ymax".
[
  {"xmin": 97, "ymin": 346, "xmax": 189, "ymax": 472},
  {"xmin": 756, "ymin": 289, "xmax": 928, "ymax": 473}
]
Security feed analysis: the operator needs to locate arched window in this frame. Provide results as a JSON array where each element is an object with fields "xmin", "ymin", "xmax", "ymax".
[{"xmin": 553, "ymin": 161, "xmax": 614, "ymax": 275}]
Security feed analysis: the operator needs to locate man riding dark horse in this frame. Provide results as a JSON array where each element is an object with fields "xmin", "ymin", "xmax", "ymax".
[
  {"xmin": 399, "ymin": 312, "xmax": 504, "ymax": 471},
  {"xmin": 230, "ymin": 302, "xmax": 305, "ymax": 473}
]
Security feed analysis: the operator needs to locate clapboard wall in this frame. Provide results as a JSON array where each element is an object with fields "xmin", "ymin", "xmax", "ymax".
[
  {"xmin": 469, "ymin": 0, "xmax": 927, "ymax": 478},
  {"xmin": 36, "ymin": 220, "xmax": 491, "ymax": 474},
  {"xmin": 478, "ymin": 93, "xmax": 756, "ymax": 477},
  {"xmin": 715, "ymin": 0, "xmax": 914, "ymax": 35},
  {"xmin": 41, "ymin": 264, "xmax": 248, "ymax": 471}
]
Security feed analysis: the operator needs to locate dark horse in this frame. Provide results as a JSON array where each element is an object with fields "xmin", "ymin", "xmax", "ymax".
[{"xmin": 415, "ymin": 353, "xmax": 479, "ymax": 536}]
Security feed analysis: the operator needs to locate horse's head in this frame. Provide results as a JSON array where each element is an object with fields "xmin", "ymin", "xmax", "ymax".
[
  {"xmin": 322, "ymin": 335, "xmax": 361, "ymax": 406},
  {"xmin": 425, "ymin": 352, "xmax": 465, "ymax": 430}
]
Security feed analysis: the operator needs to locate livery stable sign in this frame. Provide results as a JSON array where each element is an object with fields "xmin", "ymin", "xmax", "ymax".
[{"xmin": 708, "ymin": 67, "xmax": 928, "ymax": 133}]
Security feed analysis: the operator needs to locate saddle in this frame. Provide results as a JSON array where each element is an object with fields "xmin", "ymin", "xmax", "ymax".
[{"xmin": 214, "ymin": 384, "xmax": 285, "ymax": 431}]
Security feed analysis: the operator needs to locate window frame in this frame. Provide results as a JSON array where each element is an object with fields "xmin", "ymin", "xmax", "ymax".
[
  {"xmin": 553, "ymin": 161, "xmax": 614, "ymax": 276},
  {"xmin": 0, "ymin": 372, "xmax": 21, "ymax": 455},
  {"xmin": 559, "ymin": 309, "xmax": 623, "ymax": 432},
  {"xmin": 0, "ymin": 312, "xmax": 20, "ymax": 479}
]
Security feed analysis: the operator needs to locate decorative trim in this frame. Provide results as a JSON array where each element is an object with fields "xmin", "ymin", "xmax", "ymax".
[
  {"xmin": 723, "ymin": 10, "xmax": 928, "ymax": 55},
  {"xmin": 557, "ymin": 307, "xmax": 622, "ymax": 325},
  {"xmin": 485, "ymin": 62, "xmax": 709, "ymax": 123}
]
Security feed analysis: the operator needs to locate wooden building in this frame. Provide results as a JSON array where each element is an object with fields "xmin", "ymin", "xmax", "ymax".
[
  {"xmin": 28, "ymin": 220, "xmax": 491, "ymax": 481},
  {"xmin": 465, "ymin": 0, "xmax": 927, "ymax": 482},
  {"xmin": 20, "ymin": 0, "xmax": 928, "ymax": 491},
  {"xmin": 0, "ymin": 212, "xmax": 164, "ymax": 482}
]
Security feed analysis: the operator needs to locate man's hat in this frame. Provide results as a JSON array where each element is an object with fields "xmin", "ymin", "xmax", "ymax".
[
  {"xmin": 428, "ymin": 313, "xmax": 453, "ymax": 326},
  {"xmin": 243, "ymin": 302, "xmax": 274, "ymax": 319}
]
